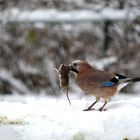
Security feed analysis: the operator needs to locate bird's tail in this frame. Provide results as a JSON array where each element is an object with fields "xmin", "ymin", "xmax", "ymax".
[
  {"xmin": 116, "ymin": 77, "xmax": 140, "ymax": 92},
  {"xmin": 124, "ymin": 77, "xmax": 140, "ymax": 83}
]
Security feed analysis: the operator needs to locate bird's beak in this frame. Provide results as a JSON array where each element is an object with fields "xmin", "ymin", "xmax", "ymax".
[{"xmin": 68, "ymin": 64, "xmax": 78, "ymax": 73}]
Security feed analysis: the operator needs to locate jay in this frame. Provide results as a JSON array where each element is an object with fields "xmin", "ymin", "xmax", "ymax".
[{"xmin": 69, "ymin": 60, "xmax": 140, "ymax": 111}]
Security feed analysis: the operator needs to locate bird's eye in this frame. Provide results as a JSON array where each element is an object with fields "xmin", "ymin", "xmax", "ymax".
[{"xmin": 73, "ymin": 63, "xmax": 77, "ymax": 67}]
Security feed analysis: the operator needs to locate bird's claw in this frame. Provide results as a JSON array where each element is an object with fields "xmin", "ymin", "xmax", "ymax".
[
  {"xmin": 83, "ymin": 108, "xmax": 95, "ymax": 111},
  {"xmin": 98, "ymin": 108, "xmax": 107, "ymax": 112}
]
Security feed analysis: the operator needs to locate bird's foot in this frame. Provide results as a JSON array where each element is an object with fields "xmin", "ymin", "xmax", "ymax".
[
  {"xmin": 83, "ymin": 108, "xmax": 95, "ymax": 111},
  {"xmin": 98, "ymin": 108, "xmax": 107, "ymax": 112}
]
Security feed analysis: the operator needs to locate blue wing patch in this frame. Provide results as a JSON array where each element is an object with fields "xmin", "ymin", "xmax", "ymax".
[{"xmin": 101, "ymin": 81, "xmax": 115, "ymax": 87}]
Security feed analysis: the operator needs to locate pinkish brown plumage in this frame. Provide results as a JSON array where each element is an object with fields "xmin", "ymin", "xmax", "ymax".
[{"xmin": 69, "ymin": 60, "xmax": 140, "ymax": 111}]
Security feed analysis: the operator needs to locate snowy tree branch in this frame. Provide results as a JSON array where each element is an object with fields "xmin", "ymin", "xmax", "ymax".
[{"xmin": 1, "ymin": 8, "xmax": 140, "ymax": 24}]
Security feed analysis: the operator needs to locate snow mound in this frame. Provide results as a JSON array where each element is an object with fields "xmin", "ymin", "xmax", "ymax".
[{"xmin": 0, "ymin": 95, "xmax": 140, "ymax": 140}]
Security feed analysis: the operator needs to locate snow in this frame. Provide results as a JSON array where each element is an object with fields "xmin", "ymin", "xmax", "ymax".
[
  {"xmin": 1, "ymin": 8, "xmax": 140, "ymax": 24},
  {"xmin": 88, "ymin": 56, "xmax": 117, "ymax": 70},
  {"xmin": 0, "ymin": 69, "xmax": 31, "ymax": 94},
  {"xmin": 0, "ymin": 94, "xmax": 140, "ymax": 140},
  {"xmin": 18, "ymin": 61, "xmax": 40, "ymax": 74}
]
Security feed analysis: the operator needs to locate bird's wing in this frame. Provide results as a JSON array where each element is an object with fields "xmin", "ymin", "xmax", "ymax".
[{"xmin": 89, "ymin": 71, "xmax": 127, "ymax": 87}]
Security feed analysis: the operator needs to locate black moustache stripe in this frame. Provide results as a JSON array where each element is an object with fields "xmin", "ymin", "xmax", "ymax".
[{"xmin": 70, "ymin": 68, "xmax": 78, "ymax": 73}]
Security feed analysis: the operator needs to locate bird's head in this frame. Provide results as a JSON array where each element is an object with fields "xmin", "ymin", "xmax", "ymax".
[{"xmin": 69, "ymin": 60, "xmax": 92, "ymax": 74}]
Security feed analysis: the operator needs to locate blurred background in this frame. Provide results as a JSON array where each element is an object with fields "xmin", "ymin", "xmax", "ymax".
[{"xmin": 0, "ymin": 0, "xmax": 140, "ymax": 96}]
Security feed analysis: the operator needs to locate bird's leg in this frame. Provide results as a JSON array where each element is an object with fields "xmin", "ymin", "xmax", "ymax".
[
  {"xmin": 83, "ymin": 100, "xmax": 98, "ymax": 111},
  {"xmin": 98, "ymin": 100, "xmax": 108, "ymax": 111}
]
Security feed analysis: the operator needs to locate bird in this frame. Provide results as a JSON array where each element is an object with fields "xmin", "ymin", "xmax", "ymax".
[{"xmin": 69, "ymin": 60, "xmax": 140, "ymax": 111}]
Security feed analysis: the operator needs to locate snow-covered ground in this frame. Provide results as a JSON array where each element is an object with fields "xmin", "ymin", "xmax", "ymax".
[{"xmin": 0, "ymin": 93, "xmax": 140, "ymax": 140}]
